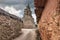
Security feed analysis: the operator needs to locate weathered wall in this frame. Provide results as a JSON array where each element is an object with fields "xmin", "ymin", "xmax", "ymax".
[
  {"xmin": 34, "ymin": 0, "xmax": 47, "ymax": 23},
  {"xmin": 0, "ymin": 14, "xmax": 22, "ymax": 40},
  {"xmin": 38, "ymin": 0, "xmax": 60, "ymax": 40}
]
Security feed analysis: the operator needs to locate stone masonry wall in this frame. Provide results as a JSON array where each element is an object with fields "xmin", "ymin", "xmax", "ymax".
[
  {"xmin": 0, "ymin": 14, "xmax": 22, "ymax": 40},
  {"xmin": 38, "ymin": 0, "xmax": 60, "ymax": 40}
]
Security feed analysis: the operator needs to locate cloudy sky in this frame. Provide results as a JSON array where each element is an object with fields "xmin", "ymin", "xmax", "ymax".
[{"xmin": 0, "ymin": 0, "xmax": 36, "ymax": 23}]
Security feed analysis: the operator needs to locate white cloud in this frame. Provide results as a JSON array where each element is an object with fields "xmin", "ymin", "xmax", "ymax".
[
  {"xmin": 0, "ymin": 0, "xmax": 34, "ymax": 10},
  {"xmin": 0, "ymin": 6, "xmax": 23, "ymax": 18}
]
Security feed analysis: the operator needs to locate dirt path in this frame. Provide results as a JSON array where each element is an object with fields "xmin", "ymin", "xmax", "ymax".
[{"xmin": 13, "ymin": 29, "xmax": 37, "ymax": 40}]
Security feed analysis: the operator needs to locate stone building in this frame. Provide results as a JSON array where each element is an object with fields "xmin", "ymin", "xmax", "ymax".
[
  {"xmin": 0, "ymin": 8, "xmax": 23, "ymax": 40},
  {"xmin": 22, "ymin": 4, "xmax": 36, "ymax": 29}
]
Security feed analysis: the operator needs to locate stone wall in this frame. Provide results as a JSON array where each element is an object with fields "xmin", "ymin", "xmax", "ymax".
[
  {"xmin": 38, "ymin": 0, "xmax": 60, "ymax": 40},
  {"xmin": 0, "ymin": 14, "xmax": 22, "ymax": 40}
]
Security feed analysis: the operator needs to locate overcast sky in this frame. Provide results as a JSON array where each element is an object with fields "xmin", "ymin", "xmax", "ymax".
[{"xmin": 0, "ymin": 0, "xmax": 36, "ymax": 23}]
